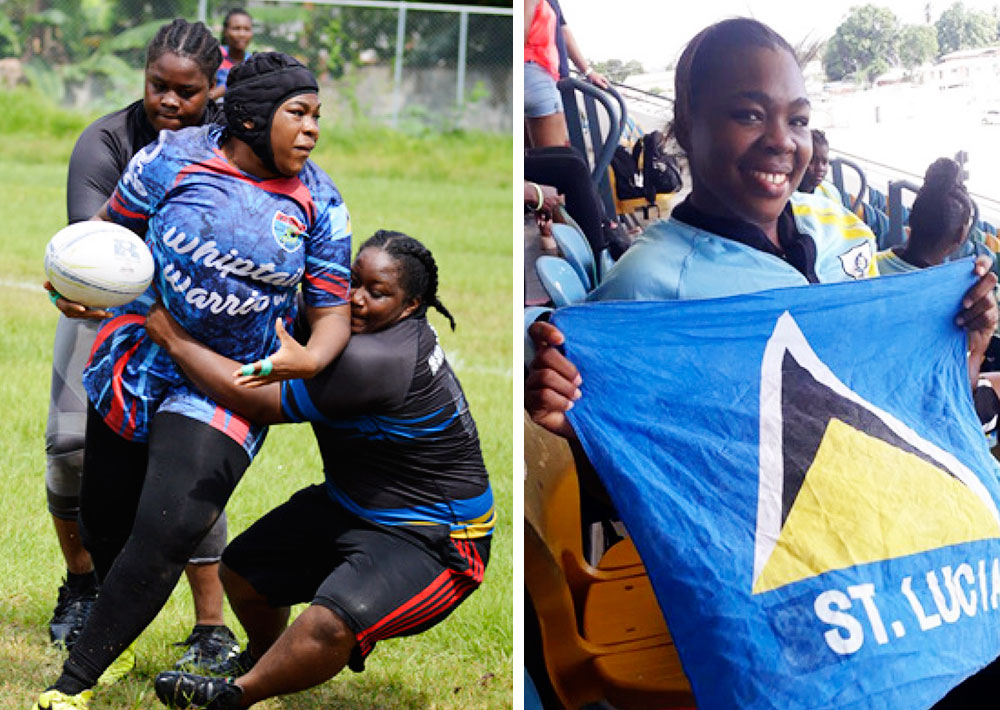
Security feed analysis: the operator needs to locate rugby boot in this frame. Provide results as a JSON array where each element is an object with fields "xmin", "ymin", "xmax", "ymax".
[
  {"xmin": 49, "ymin": 579, "xmax": 98, "ymax": 649},
  {"xmin": 34, "ymin": 689, "xmax": 92, "ymax": 710},
  {"xmin": 154, "ymin": 671, "xmax": 243, "ymax": 709},
  {"xmin": 201, "ymin": 648, "xmax": 255, "ymax": 678},
  {"xmin": 173, "ymin": 625, "xmax": 241, "ymax": 674}
]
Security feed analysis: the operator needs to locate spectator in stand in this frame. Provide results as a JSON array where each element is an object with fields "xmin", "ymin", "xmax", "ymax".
[
  {"xmin": 209, "ymin": 8, "xmax": 253, "ymax": 102},
  {"xmin": 876, "ymin": 158, "xmax": 974, "ymax": 275},
  {"xmin": 524, "ymin": 0, "xmax": 608, "ymax": 148},
  {"xmin": 797, "ymin": 129, "xmax": 842, "ymax": 205}
]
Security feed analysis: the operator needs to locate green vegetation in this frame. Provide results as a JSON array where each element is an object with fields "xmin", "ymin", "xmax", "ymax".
[
  {"xmin": 0, "ymin": 87, "xmax": 513, "ymax": 709},
  {"xmin": 822, "ymin": 2, "xmax": 1000, "ymax": 85},
  {"xmin": 1, "ymin": 0, "xmax": 511, "ymax": 118}
]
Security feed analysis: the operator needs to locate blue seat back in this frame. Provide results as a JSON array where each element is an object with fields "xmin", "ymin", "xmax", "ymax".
[
  {"xmin": 535, "ymin": 255, "xmax": 587, "ymax": 307},
  {"xmin": 550, "ymin": 222, "xmax": 596, "ymax": 289},
  {"xmin": 598, "ymin": 248, "xmax": 615, "ymax": 283}
]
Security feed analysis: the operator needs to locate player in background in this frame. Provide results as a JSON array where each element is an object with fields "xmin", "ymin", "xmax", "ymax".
[{"xmin": 209, "ymin": 8, "xmax": 253, "ymax": 102}]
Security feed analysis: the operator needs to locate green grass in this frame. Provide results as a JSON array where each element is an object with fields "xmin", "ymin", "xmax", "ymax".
[{"xmin": 0, "ymin": 89, "xmax": 512, "ymax": 709}]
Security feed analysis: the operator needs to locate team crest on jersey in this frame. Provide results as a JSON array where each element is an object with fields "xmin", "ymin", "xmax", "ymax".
[
  {"xmin": 839, "ymin": 242, "xmax": 873, "ymax": 279},
  {"xmin": 272, "ymin": 211, "xmax": 306, "ymax": 252}
]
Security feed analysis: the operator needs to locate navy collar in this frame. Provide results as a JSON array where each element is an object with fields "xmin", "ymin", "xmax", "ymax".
[{"xmin": 671, "ymin": 198, "xmax": 819, "ymax": 283}]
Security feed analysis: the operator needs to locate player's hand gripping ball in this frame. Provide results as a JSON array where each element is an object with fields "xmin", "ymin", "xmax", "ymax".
[{"xmin": 44, "ymin": 221, "xmax": 154, "ymax": 308}]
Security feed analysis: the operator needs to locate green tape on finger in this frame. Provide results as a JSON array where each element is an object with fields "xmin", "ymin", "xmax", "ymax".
[{"xmin": 239, "ymin": 358, "xmax": 274, "ymax": 377}]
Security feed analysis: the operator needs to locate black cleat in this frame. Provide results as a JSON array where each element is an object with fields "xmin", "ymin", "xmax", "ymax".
[
  {"xmin": 154, "ymin": 671, "xmax": 243, "ymax": 709},
  {"xmin": 203, "ymin": 649, "xmax": 255, "ymax": 678},
  {"xmin": 49, "ymin": 580, "xmax": 98, "ymax": 649},
  {"xmin": 173, "ymin": 625, "xmax": 241, "ymax": 674}
]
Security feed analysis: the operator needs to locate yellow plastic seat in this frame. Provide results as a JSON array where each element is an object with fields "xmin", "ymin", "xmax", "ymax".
[
  {"xmin": 524, "ymin": 413, "xmax": 695, "ymax": 709},
  {"xmin": 607, "ymin": 165, "xmax": 677, "ymax": 224}
]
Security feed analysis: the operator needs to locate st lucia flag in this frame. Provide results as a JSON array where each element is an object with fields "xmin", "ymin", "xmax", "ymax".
[{"xmin": 553, "ymin": 260, "xmax": 1000, "ymax": 710}]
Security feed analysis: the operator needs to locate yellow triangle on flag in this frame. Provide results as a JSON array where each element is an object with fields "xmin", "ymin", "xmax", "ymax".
[{"xmin": 753, "ymin": 417, "xmax": 1000, "ymax": 594}]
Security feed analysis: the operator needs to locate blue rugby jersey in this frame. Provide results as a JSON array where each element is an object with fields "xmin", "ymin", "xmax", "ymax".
[
  {"xmin": 280, "ymin": 317, "xmax": 494, "ymax": 540},
  {"xmin": 83, "ymin": 124, "xmax": 351, "ymax": 451}
]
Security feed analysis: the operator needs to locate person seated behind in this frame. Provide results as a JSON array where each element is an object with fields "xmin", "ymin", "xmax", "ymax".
[
  {"xmin": 877, "ymin": 158, "xmax": 973, "ymax": 274},
  {"xmin": 797, "ymin": 129, "xmax": 841, "ymax": 205},
  {"xmin": 147, "ymin": 231, "xmax": 493, "ymax": 709},
  {"xmin": 874, "ymin": 158, "xmax": 1000, "ymax": 442}
]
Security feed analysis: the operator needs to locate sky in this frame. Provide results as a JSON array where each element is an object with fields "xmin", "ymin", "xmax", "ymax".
[{"xmin": 564, "ymin": 0, "xmax": 1000, "ymax": 72}]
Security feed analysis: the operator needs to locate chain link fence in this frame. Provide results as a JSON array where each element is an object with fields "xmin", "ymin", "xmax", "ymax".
[{"xmin": 0, "ymin": 0, "xmax": 513, "ymax": 132}]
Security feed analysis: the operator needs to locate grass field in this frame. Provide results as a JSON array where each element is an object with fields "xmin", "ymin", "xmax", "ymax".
[{"xmin": 0, "ymin": 89, "xmax": 513, "ymax": 709}]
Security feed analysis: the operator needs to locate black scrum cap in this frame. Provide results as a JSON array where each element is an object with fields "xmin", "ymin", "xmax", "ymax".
[{"xmin": 224, "ymin": 52, "xmax": 318, "ymax": 174}]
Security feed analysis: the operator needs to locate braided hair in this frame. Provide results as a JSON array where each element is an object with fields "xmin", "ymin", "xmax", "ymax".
[
  {"xmin": 908, "ymin": 158, "xmax": 973, "ymax": 252},
  {"xmin": 359, "ymin": 230, "xmax": 456, "ymax": 331},
  {"xmin": 146, "ymin": 18, "xmax": 222, "ymax": 82}
]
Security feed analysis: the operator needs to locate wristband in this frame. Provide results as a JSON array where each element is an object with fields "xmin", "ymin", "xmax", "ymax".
[
  {"xmin": 48, "ymin": 289, "xmax": 63, "ymax": 306},
  {"xmin": 532, "ymin": 182, "xmax": 545, "ymax": 212}
]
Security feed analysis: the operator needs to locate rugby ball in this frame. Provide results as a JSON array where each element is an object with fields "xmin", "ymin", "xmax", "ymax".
[{"xmin": 44, "ymin": 221, "xmax": 154, "ymax": 308}]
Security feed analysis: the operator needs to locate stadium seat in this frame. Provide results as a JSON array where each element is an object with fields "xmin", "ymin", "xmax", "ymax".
[
  {"xmin": 524, "ymin": 414, "xmax": 695, "ymax": 709},
  {"xmin": 608, "ymin": 164, "xmax": 677, "ymax": 225},
  {"xmin": 598, "ymin": 248, "xmax": 616, "ymax": 283},
  {"xmin": 535, "ymin": 255, "xmax": 587, "ymax": 307},
  {"xmin": 524, "ymin": 306, "xmax": 553, "ymax": 369},
  {"xmin": 550, "ymin": 222, "xmax": 596, "ymax": 289}
]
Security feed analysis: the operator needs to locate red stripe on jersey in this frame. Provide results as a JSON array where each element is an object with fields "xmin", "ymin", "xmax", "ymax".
[
  {"xmin": 173, "ymin": 152, "xmax": 317, "ymax": 224},
  {"xmin": 208, "ymin": 405, "xmax": 252, "ymax": 447},
  {"xmin": 105, "ymin": 337, "xmax": 146, "ymax": 438},
  {"xmin": 210, "ymin": 406, "xmax": 228, "ymax": 431},
  {"xmin": 87, "ymin": 314, "xmax": 146, "ymax": 368},
  {"xmin": 226, "ymin": 410, "xmax": 251, "ymax": 444},
  {"xmin": 109, "ymin": 191, "xmax": 147, "ymax": 221},
  {"xmin": 303, "ymin": 271, "xmax": 349, "ymax": 300}
]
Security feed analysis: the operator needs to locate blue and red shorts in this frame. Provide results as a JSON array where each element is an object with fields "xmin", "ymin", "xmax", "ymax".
[{"xmin": 221, "ymin": 484, "xmax": 490, "ymax": 670}]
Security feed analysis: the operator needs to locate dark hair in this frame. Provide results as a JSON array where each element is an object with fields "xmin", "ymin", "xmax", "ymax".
[
  {"xmin": 222, "ymin": 8, "xmax": 252, "ymax": 36},
  {"xmin": 146, "ymin": 18, "xmax": 222, "ymax": 82},
  {"xmin": 359, "ymin": 230, "xmax": 456, "ymax": 330},
  {"xmin": 908, "ymin": 158, "xmax": 973, "ymax": 248},
  {"xmin": 811, "ymin": 129, "xmax": 828, "ymax": 151},
  {"xmin": 671, "ymin": 18, "xmax": 797, "ymax": 152}
]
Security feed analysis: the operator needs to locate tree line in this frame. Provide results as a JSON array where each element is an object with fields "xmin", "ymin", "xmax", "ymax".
[{"xmin": 824, "ymin": 2, "xmax": 1000, "ymax": 85}]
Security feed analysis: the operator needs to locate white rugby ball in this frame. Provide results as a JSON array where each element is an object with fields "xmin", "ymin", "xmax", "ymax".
[{"xmin": 44, "ymin": 221, "xmax": 154, "ymax": 308}]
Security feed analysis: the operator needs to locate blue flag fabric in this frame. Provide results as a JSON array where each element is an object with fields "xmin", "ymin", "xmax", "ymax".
[{"xmin": 554, "ymin": 260, "xmax": 1000, "ymax": 710}]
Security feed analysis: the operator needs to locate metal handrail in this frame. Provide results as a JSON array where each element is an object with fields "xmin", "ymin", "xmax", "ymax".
[
  {"xmin": 557, "ymin": 77, "xmax": 626, "ymax": 182},
  {"xmin": 830, "ymin": 157, "xmax": 867, "ymax": 213}
]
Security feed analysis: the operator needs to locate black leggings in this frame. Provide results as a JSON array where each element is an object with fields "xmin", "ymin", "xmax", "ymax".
[{"xmin": 60, "ymin": 407, "xmax": 249, "ymax": 689}]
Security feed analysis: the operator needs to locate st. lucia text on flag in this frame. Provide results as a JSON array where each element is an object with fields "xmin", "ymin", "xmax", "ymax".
[{"xmin": 553, "ymin": 260, "xmax": 1000, "ymax": 710}]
